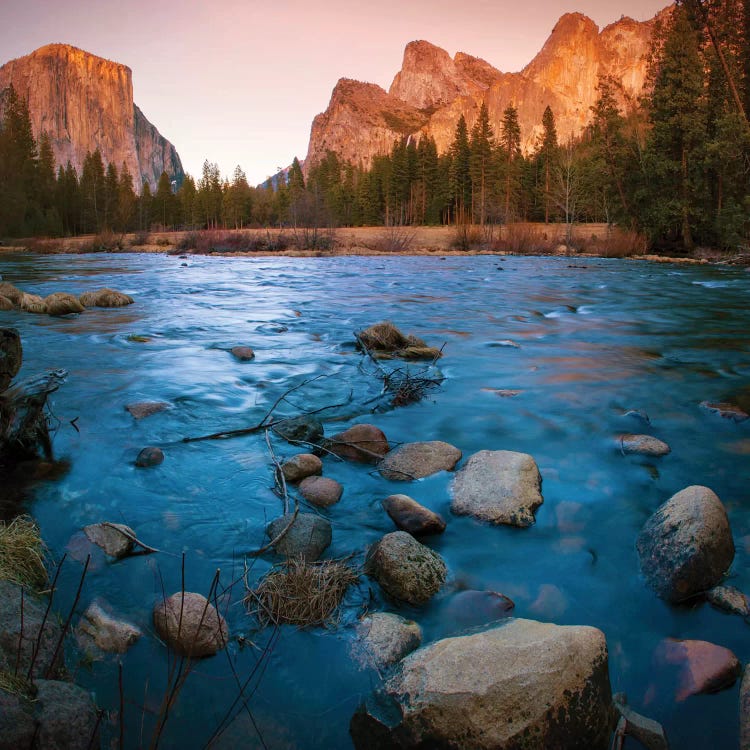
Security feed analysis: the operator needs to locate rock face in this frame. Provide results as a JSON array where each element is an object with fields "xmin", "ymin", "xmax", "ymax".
[
  {"xmin": 354, "ymin": 612, "xmax": 422, "ymax": 669},
  {"xmin": 451, "ymin": 449, "xmax": 543, "ymax": 527},
  {"xmin": 365, "ymin": 531, "xmax": 446, "ymax": 605},
  {"xmin": 636, "ymin": 485, "xmax": 735, "ymax": 603},
  {"xmin": 305, "ymin": 9, "xmax": 669, "ymax": 173},
  {"xmin": 379, "ymin": 441, "xmax": 462, "ymax": 481},
  {"xmin": 0, "ymin": 44, "xmax": 184, "ymax": 191},
  {"xmin": 153, "ymin": 591, "xmax": 228, "ymax": 658},
  {"xmin": 350, "ymin": 618, "xmax": 613, "ymax": 750}
]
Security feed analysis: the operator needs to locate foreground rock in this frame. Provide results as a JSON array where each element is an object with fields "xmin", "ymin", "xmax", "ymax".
[
  {"xmin": 365, "ymin": 531, "xmax": 446, "ymax": 605},
  {"xmin": 79, "ymin": 288, "xmax": 134, "ymax": 307},
  {"xmin": 379, "ymin": 441, "xmax": 461, "ymax": 480},
  {"xmin": 612, "ymin": 693, "xmax": 668, "ymax": 750},
  {"xmin": 135, "ymin": 446, "xmax": 164, "ymax": 467},
  {"xmin": 354, "ymin": 612, "xmax": 422, "ymax": 669},
  {"xmin": 272, "ymin": 415, "xmax": 325, "ymax": 448},
  {"xmin": 84, "ymin": 522, "xmax": 135, "ymax": 558},
  {"xmin": 0, "ymin": 581, "xmax": 63, "ymax": 678},
  {"xmin": 281, "ymin": 453, "xmax": 322, "ymax": 483},
  {"xmin": 299, "ymin": 476, "xmax": 343, "ymax": 507},
  {"xmin": 706, "ymin": 584, "xmax": 750, "ymax": 617},
  {"xmin": 266, "ymin": 513, "xmax": 332, "ymax": 561},
  {"xmin": 451, "ymin": 449, "xmax": 543, "ymax": 527},
  {"xmin": 126, "ymin": 401, "xmax": 169, "ymax": 419},
  {"xmin": 328, "ymin": 423, "xmax": 390, "ymax": 463},
  {"xmin": 77, "ymin": 600, "xmax": 142, "ymax": 655},
  {"xmin": 655, "ymin": 638, "xmax": 741, "ymax": 701},
  {"xmin": 44, "ymin": 292, "xmax": 85, "ymax": 316},
  {"xmin": 350, "ymin": 618, "xmax": 613, "ymax": 749},
  {"xmin": 0, "ymin": 294, "xmax": 13, "ymax": 310},
  {"xmin": 636, "ymin": 485, "xmax": 734, "ymax": 602},
  {"xmin": 382, "ymin": 494, "xmax": 446, "ymax": 536},
  {"xmin": 230, "ymin": 345, "xmax": 255, "ymax": 361},
  {"xmin": 153, "ymin": 591, "xmax": 228, "ymax": 657},
  {"xmin": 700, "ymin": 400, "xmax": 749, "ymax": 422},
  {"xmin": 618, "ymin": 434, "xmax": 671, "ymax": 457},
  {"xmin": 741, "ymin": 666, "xmax": 750, "ymax": 750}
]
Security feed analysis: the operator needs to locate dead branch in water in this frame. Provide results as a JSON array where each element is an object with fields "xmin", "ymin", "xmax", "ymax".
[{"xmin": 101, "ymin": 522, "xmax": 160, "ymax": 555}]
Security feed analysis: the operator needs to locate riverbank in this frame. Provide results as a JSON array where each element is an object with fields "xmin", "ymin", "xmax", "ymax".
[{"xmin": 2, "ymin": 224, "xmax": 743, "ymax": 264}]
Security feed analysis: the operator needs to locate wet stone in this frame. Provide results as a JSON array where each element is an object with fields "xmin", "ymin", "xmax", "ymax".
[
  {"xmin": 618, "ymin": 434, "xmax": 671, "ymax": 457},
  {"xmin": 272, "ymin": 415, "xmax": 325, "ymax": 448},
  {"xmin": 299, "ymin": 475, "xmax": 343, "ymax": 507},
  {"xmin": 135, "ymin": 446, "xmax": 164, "ymax": 467},
  {"xmin": 77, "ymin": 600, "xmax": 142, "ymax": 655},
  {"xmin": 83, "ymin": 522, "xmax": 135, "ymax": 559},
  {"xmin": 231, "ymin": 345, "xmax": 255, "ymax": 361},
  {"xmin": 281, "ymin": 453, "xmax": 322, "ymax": 483},
  {"xmin": 126, "ymin": 401, "xmax": 169, "ymax": 419},
  {"xmin": 266, "ymin": 513, "xmax": 332, "ymax": 561},
  {"xmin": 379, "ymin": 441, "xmax": 461, "ymax": 481},
  {"xmin": 153, "ymin": 591, "xmax": 228, "ymax": 658},
  {"xmin": 382, "ymin": 494, "xmax": 446, "ymax": 536},
  {"xmin": 700, "ymin": 400, "xmax": 749, "ymax": 422},
  {"xmin": 353, "ymin": 612, "xmax": 422, "ymax": 669},
  {"xmin": 706, "ymin": 585, "xmax": 750, "ymax": 617},
  {"xmin": 328, "ymin": 423, "xmax": 390, "ymax": 463}
]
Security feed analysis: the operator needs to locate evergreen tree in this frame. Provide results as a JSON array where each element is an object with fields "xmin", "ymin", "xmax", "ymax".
[
  {"xmin": 102, "ymin": 162, "xmax": 119, "ymax": 230},
  {"xmin": 138, "ymin": 181, "xmax": 153, "ymax": 231},
  {"xmin": 499, "ymin": 104, "xmax": 522, "ymax": 221},
  {"xmin": 448, "ymin": 115, "xmax": 471, "ymax": 222},
  {"xmin": 116, "ymin": 162, "xmax": 137, "ymax": 232},
  {"xmin": 56, "ymin": 161, "xmax": 80, "ymax": 235},
  {"xmin": 223, "ymin": 165, "xmax": 252, "ymax": 228},
  {"xmin": 469, "ymin": 103, "xmax": 495, "ymax": 224},
  {"xmin": 535, "ymin": 106, "xmax": 559, "ymax": 223},
  {"xmin": 177, "ymin": 175, "xmax": 197, "ymax": 228},
  {"xmin": 79, "ymin": 149, "xmax": 106, "ymax": 233}
]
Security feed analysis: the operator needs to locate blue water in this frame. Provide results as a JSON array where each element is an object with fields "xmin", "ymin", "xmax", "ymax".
[{"xmin": 1, "ymin": 252, "xmax": 748, "ymax": 749}]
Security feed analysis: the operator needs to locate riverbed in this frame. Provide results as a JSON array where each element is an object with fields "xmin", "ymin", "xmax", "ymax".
[{"xmin": 1, "ymin": 252, "xmax": 748, "ymax": 749}]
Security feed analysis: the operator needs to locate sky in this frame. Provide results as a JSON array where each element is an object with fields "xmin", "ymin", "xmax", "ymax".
[{"xmin": 1, "ymin": 0, "xmax": 670, "ymax": 185}]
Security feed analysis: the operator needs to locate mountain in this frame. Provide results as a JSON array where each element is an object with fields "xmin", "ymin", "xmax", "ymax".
[
  {"xmin": 304, "ymin": 7, "xmax": 671, "ymax": 173},
  {"xmin": 0, "ymin": 44, "xmax": 184, "ymax": 191}
]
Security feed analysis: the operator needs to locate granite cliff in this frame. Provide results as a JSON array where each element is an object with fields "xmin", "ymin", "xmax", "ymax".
[
  {"xmin": 305, "ymin": 7, "xmax": 671, "ymax": 172},
  {"xmin": 0, "ymin": 44, "xmax": 183, "ymax": 191}
]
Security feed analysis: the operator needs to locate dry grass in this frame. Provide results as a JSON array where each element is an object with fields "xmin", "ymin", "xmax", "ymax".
[
  {"xmin": 0, "ymin": 515, "xmax": 48, "ymax": 589},
  {"xmin": 596, "ymin": 227, "xmax": 649, "ymax": 257},
  {"xmin": 0, "ymin": 669, "xmax": 35, "ymax": 698},
  {"xmin": 79, "ymin": 288, "xmax": 134, "ymax": 307},
  {"xmin": 357, "ymin": 322, "xmax": 442, "ymax": 361},
  {"xmin": 369, "ymin": 226, "xmax": 417, "ymax": 253},
  {"xmin": 246, "ymin": 557, "xmax": 358, "ymax": 628}
]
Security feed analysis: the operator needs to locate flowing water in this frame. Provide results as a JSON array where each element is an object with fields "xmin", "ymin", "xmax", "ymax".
[{"xmin": 1, "ymin": 252, "xmax": 748, "ymax": 749}]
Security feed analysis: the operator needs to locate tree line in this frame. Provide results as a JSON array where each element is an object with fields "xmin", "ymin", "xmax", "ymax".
[{"xmin": 1, "ymin": 0, "xmax": 749, "ymax": 251}]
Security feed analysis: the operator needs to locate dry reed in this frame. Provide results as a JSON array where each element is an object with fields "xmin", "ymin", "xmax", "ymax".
[{"xmin": 0, "ymin": 515, "xmax": 48, "ymax": 589}]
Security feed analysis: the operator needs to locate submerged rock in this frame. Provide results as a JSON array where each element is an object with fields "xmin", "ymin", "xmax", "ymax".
[
  {"xmin": 135, "ymin": 446, "xmax": 164, "ymax": 467},
  {"xmin": 77, "ymin": 600, "xmax": 142, "ymax": 655},
  {"xmin": 350, "ymin": 618, "xmax": 613, "ymax": 750},
  {"xmin": 153, "ymin": 591, "xmax": 228, "ymax": 658},
  {"xmin": 379, "ymin": 441, "xmax": 461, "ymax": 481},
  {"xmin": 0, "ymin": 295, "xmax": 13, "ymax": 311},
  {"xmin": 299, "ymin": 475, "xmax": 343, "ymax": 507},
  {"xmin": 365, "ymin": 531, "xmax": 446, "ymax": 605},
  {"xmin": 612, "ymin": 694, "xmax": 668, "ymax": 750},
  {"xmin": 354, "ymin": 612, "xmax": 422, "ymax": 669},
  {"xmin": 281, "ymin": 453, "xmax": 322, "ymax": 483},
  {"xmin": 266, "ymin": 513, "xmax": 332, "ymax": 561},
  {"xmin": 451, "ymin": 449, "xmax": 543, "ymax": 527},
  {"xmin": 618, "ymin": 434, "xmax": 671, "ymax": 457},
  {"xmin": 382, "ymin": 494, "xmax": 446, "ymax": 536},
  {"xmin": 437, "ymin": 589, "xmax": 515, "ymax": 631},
  {"xmin": 706, "ymin": 584, "xmax": 750, "ymax": 617},
  {"xmin": 230, "ymin": 345, "xmax": 255, "ymax": 361},
  {"xmin": 636, "ymin": 485, "xmax": 734, "ymax": 603},
  {"xmin": 84, "ymin": 522, "xmax": 135, "ymax": 559},
  {"xmin": 126, "ymin": 401, "xmax": 169, "ymax": 419},
  {"xmin": 272, "ymin": 415, "xmax": 325, "ymax": 448},
  {"xmin": 700, "ymin": 400, "xmax": 749, "ymax": 422},
  {"xmin": 328, "ymin": 423, "xmax": 390, "ymax": 463}
]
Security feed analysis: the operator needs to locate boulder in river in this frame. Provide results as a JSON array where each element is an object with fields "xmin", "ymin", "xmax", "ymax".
[
  {"xmin": 281, "ymin": 453, "xmax": 322, "ymax": 483},
  {"xmin": 0, "ymin": 295, "xmax": 13, "ymax": 311},
  {"xmin": 700, "ymin": 400, "xmax": 749, "ymax": 422},
  {"xmin": 135, "ymin": 446, "xmax": 164, "ymax": 467},
  {"xmin": 84, "ymin": 522, "xmax": 135, "ymax": 559},
  {"xmin": 706, "ymin": 584, "xmax": 750, "ymax": 617},
  {"xmin": 451, "ymin": 449, "xmax": 543, "ymax": 527},
  {"xmin": 266, "ymin": 513, "xmax": 332, "ymax": 561},
  {"xmin": 356, "ymin": 321, "xmax": 442, "ymax": 361},
  {"xmin": 328, "ymin": 423, "xmax": 390, "ymax": 463},
  {"xmin": 78, "ymin": 288, "xmax": 134, "ymax": 307},
  {"xmin": 272, "ymin": 415, "xmax": 325, "ymax": 448},
  {"xmin": 153, "ymin": 591, "xmax": 228, "ymax": 658},
  {"xmin": 379, "ymin": 441, "xmax": 461, "ymax": 481},
  {"xmin": 354, "ymin": 612, "xmax": 422, "ymax": 669},
  {"xmin": 636, "ymin": 485, "xmax": 734, "ymax": 603},
  {"xmin": 0, "ymin": 282, "xmax": 23, "ymax": 306},
  {"xmin": 44, "ymin": 292, "xmax": 85, "ymax": 316},
  {"xmin": 126, "ymin": 401, "xmax": 169, "ymax": 419},
  {"xmin": 350, "ymin": 618, "xmax": 613, "ymax": 750},
  {"xmin": 618, "ymin": 434, "xmax": 671, "ymax": 457},
  {"xmin": 77, "ymin": 600, "xmax": 142, "ymax": 655},
  {"xmin": 299, "ymin": 475, "xmax": 343, "ymax": 507},
  {"xmin": 230, "ymin": 345, "xmax": 255, "ymax": 361},
  {"xmin": 382, "ymin": 494, "xmax": 446, "ymax": 536},
  {"xmin": 365, "ymin": 531, "xmax": 446, "ymax": 605}
]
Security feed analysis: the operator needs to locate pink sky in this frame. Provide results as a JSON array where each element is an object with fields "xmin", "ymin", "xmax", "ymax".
[{"xmin": 1, "ymin": 0, "xmax": 669, "ymax": 184}]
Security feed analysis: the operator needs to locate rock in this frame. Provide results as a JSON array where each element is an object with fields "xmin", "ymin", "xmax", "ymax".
[
  {"xmin": 655, "ymin": 638, "xmax": 741, "ymax": 701},
  {"xmin": 77, "ymin": 600, "xmax": 142, "ymax": 654},
  {"xmin": 281, "ymin": 453, "xmax": 322, "ymax": 483},
  {"xmin": 328, "ymin": 423, "xmax": 390, "ymax": 463},
  {"xmin": 0, "ymin": 327, "xmax": 22, "ymax": 391},
  {"xmin": 126, "ymin": 401, "xmax": 169, "ymax": 419},
  {"xmin": 135, "ymin": 446, "xmax": 164, "ymax": 467},
  {"xmin": 0, "ymin": 294, "xmax": 13, "ymax": 311},
  {"xmin": 272, "ymin": 415, "xmax": 325, "ymax": 448},
  {"xmin": 438, "ymin": 590, "xmax": 514, "ymax": 630},
  {"xmin": 382, "ymin": 494, "xmax": 446, "ymax": 536},
  {"xmin": 0, "ymin": 282, "xmax": 23, "ymax": 305},
  {"xmin": 0, "ymin": 689, "xmax": 35, "ymax": 750},
  {"xmin": 612, "ymin": 694, "xmax": 668, "ymax": 750},
  {"xmin": 19, "ymin": 292, "xmax": 47, "ymax": 314},
  {"xmin": 379, "ymin": 441, "xmax": 461, "ymax": 481},
  {"xmin": 636, "ymin": 485, "xmax": 735, "ymax": 603},
  {"xmin": 618, "ymin": 434, "xmax": 671, "ymax": 457},
  {"xmin": 231, "ymin": 345, "xmax": 255, "ymax": 361},
  {"xmin": 365, "ymin": 531, "xmax": 446, "ymax": 605},
  {"xmin": 266, "ymin": 513, "xmax": 332, "ymax": 561},
  {"xmin": 451, "ymin": 449, "xmax": 543, "ymax": 527},
  {"xmin": 153, "ymin": 591, "xmax": 229, "ymax": 658},
  {"xmin": 0, "ymin": 581, "xmax": 63, "ymax": 678},
  {"xmin": 78, "ymin": 288, "xmax": 134, "ymax": 307},
  {"xmin": 299, "ymin": 476, "xmax": 343, "ymax": 507},
  {"xmin": 350, "ymin": 618, "xmax": 613, "ymax": 750},
  {"xmin": 706, "ymin": 584, "xmax": 750, "ymax": 617},
  {"xmin": 741, "ymin": 666, "xmax": 750, "ymax": 750},
  {"xmin": 33, "ymin": 680, "xmax": 101, "ymax": 750},
  {"xmin": 43, "ymin": 292, "xmax": 85, "ymax": 316},
  {"xmin": 624, "ymin": 409, "xmax": 651, "ymax": 424},
  {"xmin": 354, "ymin": 612, "xmax": 422, "ymax": 669},
  {"xmin": 700, "ymin": 400, "xmax": 749, "ymax": 422},
  {"xmin": 83, "ymin": 522, "xmax": 135, "ymax": 559}
]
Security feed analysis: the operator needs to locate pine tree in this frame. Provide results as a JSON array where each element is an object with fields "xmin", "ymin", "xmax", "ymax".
[
  {"xmin": 177, "ymin": 175, "xmax": 197, "ymax": 228},
  {"xmin": 116, "ymin": 162, "xmax": 137, "ymax": 232},
  {"xmin": 102, "ymin": 162, "xmax": 119, "ymax": 230},
  {"xmin": 448, "ymin": 115, "xmax": 471, "ymax": 223},
  {"xmin": 535, "ymin": 106, "xmax": 559, "ymax": 223},
  {"xmin": 80, "ymin": 149, "xmax": 106, "ymax": 233},
  {"xmin": 469, "ymin": 103, "xmax": 495, "ymax": 224},
  {"xmin": 499, "ymin": 104, "xmax": 522, "ymax": 221},
  {"xmin": 56, "ymin": 161, "xmax": 80, "ymax": 235}
]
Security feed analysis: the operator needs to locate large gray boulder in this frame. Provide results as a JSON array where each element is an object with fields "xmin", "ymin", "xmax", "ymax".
[
  {"xmin": 350, "ymin": 618, "xmax": 613, "ymax": 749},
  {"xmin": 451, "ymin": 450, "xmax": 543, "ymax": 527},
  {"xmin": 266, "ymin": 513, "xmax": 332, "ymax": 561},
  {"xmin": 353, "ymin": 612, "xmax": 422, "ymax": 669},
  {"xmin": 636, "ymin": 486, "xmax": 734, "ymax": 603},
  {"xmin": 379, "ymin": 441, "xmax": 461, "ymax": 481},
  {"xmin": 365, "ymin": 531, "xmax": 446, "ymax": 605}
]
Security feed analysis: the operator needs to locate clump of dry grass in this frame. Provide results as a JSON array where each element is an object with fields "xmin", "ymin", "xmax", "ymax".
[
  {"xmin": 598, "ymin": 227, "xmax": 649, "ymax": 257},
  {"xmin": 357, "ymin": 321, "xmax": 442, "ymax": 361},
  {"xmin": 246, "ymin": 557, "xmax": 358, "ymax": 628},
  {"xmin": 79, "ymin": 288, "xmax": 134, "ymax": 308},
  {"xmin": 0, "ymin": 669, "xmax": 35, "ymax": 698},
  {"xmin": 0, "ymin": 515, "xmax": 48, "ymax": 589}
]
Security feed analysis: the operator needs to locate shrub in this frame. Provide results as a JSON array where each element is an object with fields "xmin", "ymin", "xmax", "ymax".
[
  {"xmin": 80, "ymin": 231, "xmax": 123, "ymax": 253},
  {"xmin": 130, "ymin": 230, "xmax": 151, "ymax": 247},
  {"xmin": 597, "ymin": 228, "xmax": 649, "ymax": 258},
  {"xmin": 291, "ymin": 226, "xmax": 336, "ymax": 252},
  {"xmin": 450, "ymin": 223, "xmax": 484, "ymax": 251},
  {"xmin": 372, "ymin": 225, "xmax": 416, "ymax": 253}
]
